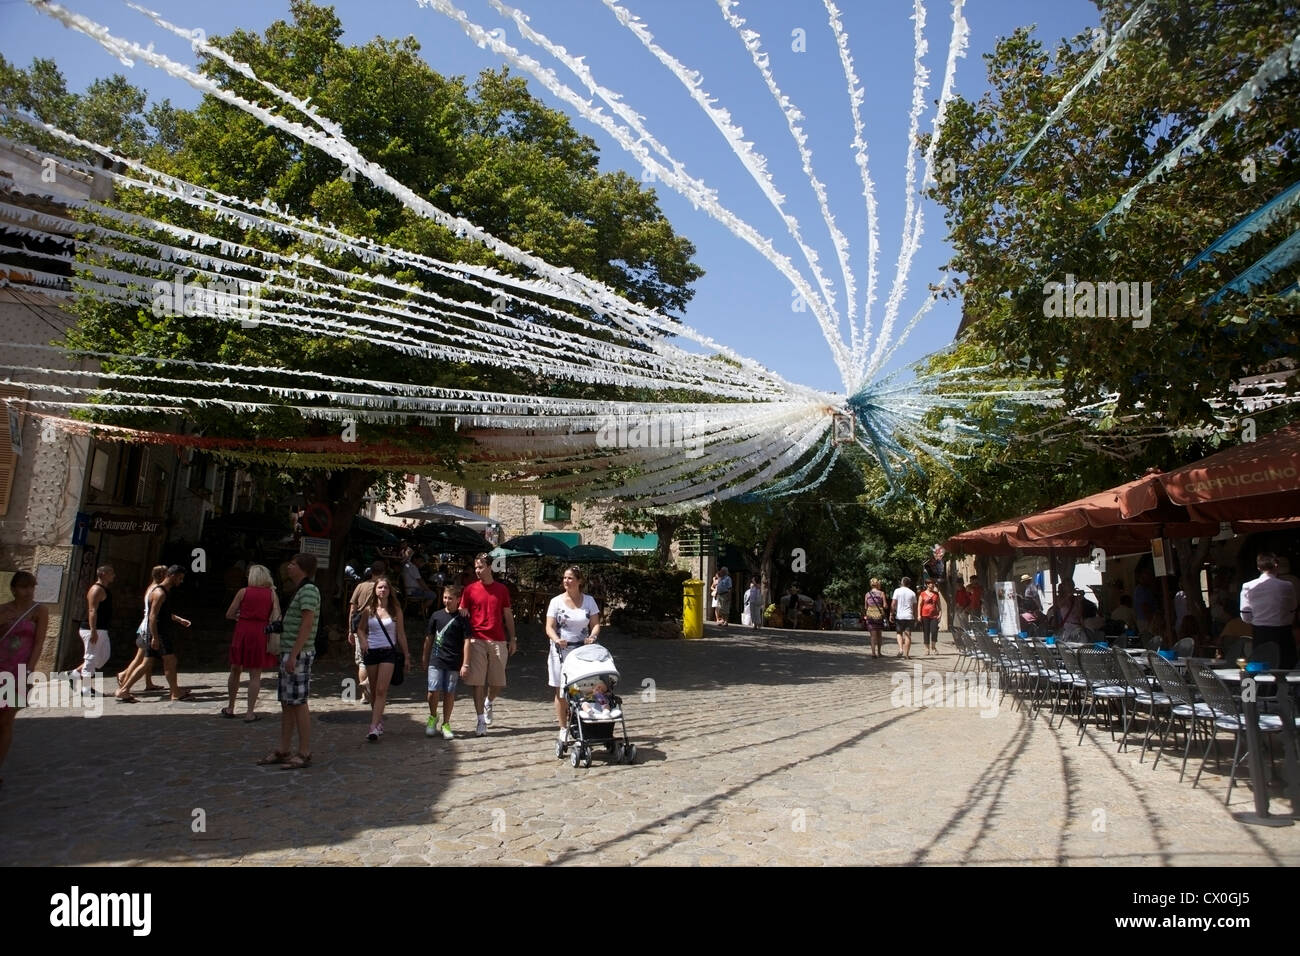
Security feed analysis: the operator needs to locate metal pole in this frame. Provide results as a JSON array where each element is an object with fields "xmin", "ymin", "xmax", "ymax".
[{"xmin": 1234, "ymin": 676, "xmax": 1293, "ymax": 827}]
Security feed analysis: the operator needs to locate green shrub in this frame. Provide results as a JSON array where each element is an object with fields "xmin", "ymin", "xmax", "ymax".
[{"xmin": 586, "ymin": 564, "xmax": 691, "ymax": 622}]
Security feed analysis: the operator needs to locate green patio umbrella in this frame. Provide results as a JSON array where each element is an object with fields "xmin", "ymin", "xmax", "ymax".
[
  {"xmin": 500, "ymin": 534, "xmax": 573, "ymax": 558},
  {"xmin": 569, "ymin": 544, "xmax": 625, "ymax": 564}
]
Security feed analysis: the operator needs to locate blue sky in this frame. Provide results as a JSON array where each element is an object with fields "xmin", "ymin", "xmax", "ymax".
[{"xmin": 0, "ymin": 0, "xmax": 1101, "ymax": 396}]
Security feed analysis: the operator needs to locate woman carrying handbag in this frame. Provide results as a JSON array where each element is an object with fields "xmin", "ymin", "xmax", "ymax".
[
  {"xmin": 222, "ymin": 564, "xmax": 281, "ymax": 721},
  {"xmin": 356, "ymin": 577, "xmax": 408, "ymax": 742}
]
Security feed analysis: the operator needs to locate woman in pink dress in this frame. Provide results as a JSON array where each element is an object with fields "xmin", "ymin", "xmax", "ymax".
[
  {"xmin": 222, "ymin": 563, "xmax": 281, "ymax": 721},
  {"xmin": 0, "ymin": 571, "xmax": 50, "ymax": 786}
]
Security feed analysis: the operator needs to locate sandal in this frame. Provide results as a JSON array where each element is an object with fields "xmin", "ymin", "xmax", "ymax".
[
  {"xmin": 219, "ymin": 707, "xmax": 236, "ymax": 718},
  {"xmin": 281, "ymin": 753, "xmax": 312, "ymax": 770},
  {"xmin": 257, "ymin": 750, "xmax": 290, "ymax": 765},
  {"xmin": 115, "ymin": 694, "xmax": 139, "ymax": 704},
  {"xmin": 242, "ymin": 714, "xmax": 262, "ymax": 723}
]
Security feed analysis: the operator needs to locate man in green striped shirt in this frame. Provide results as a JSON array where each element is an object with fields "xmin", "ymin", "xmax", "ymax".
[{"xmin": 259, "ymin": 553, "xmax": 320, "ymax": 770}]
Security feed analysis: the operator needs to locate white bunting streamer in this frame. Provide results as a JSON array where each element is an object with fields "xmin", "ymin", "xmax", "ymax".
[
  {"xmin": 823, "ymin": 0, "xmax": 881, "ymax": 372},
  {"xmin": 592, "ymin": 0, "xmax": 844, "ymax": 355},
  {"xmin": 8, "ymin": 0, "xmax": 1091, "ymax": 505},
  {"xmin": 867, "ymin": 0, "xmax": 968, "ymax": 386},
  {"xmin": 417, "ymin": 0, "xmax": 854, "ymax": 388},
  {"xmin": 1095, "ymin": 29, "xmax": 1300, "ymax": 233},
  {"xmin": 716, "ymin": 0, "xmax": 858, "ymax": 359}
]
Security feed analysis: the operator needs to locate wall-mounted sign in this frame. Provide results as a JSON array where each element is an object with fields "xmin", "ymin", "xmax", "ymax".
[
  {"xmin": 90, "ymin": 513, "xmax": 164, "ymax": 536},
  {"xmin": 35, "ymin": 563, "xmax": 63, "ymax": 604},
  {"xmin": 300, "ymin": 535, "xmax": 331, "ymax": 570},
  {"xmin": 1151, "ymin": 538, "xmax": 1169, "ymax": 577},
  {"xmin": 72, "ymin": 511, "xmax": 90, "ymax": 547}
]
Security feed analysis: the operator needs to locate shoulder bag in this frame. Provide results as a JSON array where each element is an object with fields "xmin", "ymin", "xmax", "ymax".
[{"xmin": 376, "ymin": 613, "xmax": 405, "ymax": 685}]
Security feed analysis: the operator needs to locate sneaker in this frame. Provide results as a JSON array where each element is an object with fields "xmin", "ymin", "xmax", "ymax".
[
  {"xmin": 441, "ymin": 723, "xmax": 454, "ymax": 740},
  {"xmin": 483, "ymin": 698, "xmax": 494, "ymax": 726},
  {"xmin": 425, "ymin": 715, "xmax": 439, "ymax": 737},
  {"xmin": 377, "ymin": 721, "xmax": 384, "ymax": 736},
  {"xmin": 557, "ymin": 727, "xmax": 568, "ymax": 743},
  {"xmin": 475, "ymin": 715, "xmax": 487, "ymax": 737},
  {"xmin": 367, "ymin": 726, "xmax": 379, "ymax": 742}
]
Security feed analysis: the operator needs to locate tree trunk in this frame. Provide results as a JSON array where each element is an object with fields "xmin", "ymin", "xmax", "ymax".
[
  {"xmin": 943, "ymin": 554, "xmax": 958, "ymax": 629},
  {"xmin": 652, "ymin": 513, "xmax": 682, "ymax": 567},
  {"xmin": 760, "ymin": 522, "xmax": 782, "ymax": 610},
  {"xmin": 305, "ymin": 468, "xmax": 380, "ymax": 625}
]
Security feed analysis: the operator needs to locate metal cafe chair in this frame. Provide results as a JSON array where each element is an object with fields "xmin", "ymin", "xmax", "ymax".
[
  {"xmin": 950, "ymin": 625, "xmax": 977, "ymax": 673},
  {"xmin": 1001, "ymin": 637, "xmax": 1036, "ymax": 712},
  {"xmin": 1030, "ymin": 639, "xmax": 1070, "ymax": 724},
  {"xmin": 1053, "ymin": 646, "xmax": 1090, "ymax": 732},
  {"xmin": 975, "ymin": 630, "xmax": 1012, "ymax": 705},
  {"xmin": 1075, "ymin": 647, "xmax": 1134, "ymax": 746},
  {"xmin": 1148, "ymin": 653, "xmax": 1214, "ymax": 782},
  {"xmin": 1112, "ymin": 648, "xmax": 1171, "ymax": 762},
  {"xmin": 1186, "ymin": 663, "xmax": 1289, "ymax": 806}
]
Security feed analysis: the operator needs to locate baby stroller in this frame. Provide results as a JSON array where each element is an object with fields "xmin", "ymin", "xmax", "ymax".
[{"xmin": 556, "ymin": 644, "xmax": 636, "ymax": 767}]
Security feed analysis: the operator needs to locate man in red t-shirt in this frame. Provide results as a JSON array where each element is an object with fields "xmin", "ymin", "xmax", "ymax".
[
  {"xmin": 953, "ymin": 578, "xmax": 971, "ymax": 630},
  {"xmin": 459, "ymin": 553, "xmax": 517, "ymax": 736}
]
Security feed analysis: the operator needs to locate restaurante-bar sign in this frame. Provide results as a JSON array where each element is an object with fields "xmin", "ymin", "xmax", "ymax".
[{"xmin": 90, "ymin": 513, "xmax": 163, "ymax": 535}]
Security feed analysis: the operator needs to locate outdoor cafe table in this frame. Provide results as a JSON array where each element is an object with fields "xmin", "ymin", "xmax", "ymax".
[{"xmin": 1211, "ymin": 668, "xmax": 1300, "ymax": 826}]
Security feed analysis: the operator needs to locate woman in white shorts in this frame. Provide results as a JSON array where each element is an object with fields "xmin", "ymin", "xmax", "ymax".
[{"xmin": 545, "ymin": 566, "xmax": 601, "ymax": 744}]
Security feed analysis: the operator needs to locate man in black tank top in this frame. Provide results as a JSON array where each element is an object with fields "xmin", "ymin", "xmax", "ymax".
[{"xmin": 76, "ymin": 565, "xmax": 116, "ymax": 690}]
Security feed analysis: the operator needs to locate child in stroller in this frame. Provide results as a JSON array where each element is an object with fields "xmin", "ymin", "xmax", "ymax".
[{"xmin": 557, "ymin": 644, "xmax": 636, "ymax": 767}]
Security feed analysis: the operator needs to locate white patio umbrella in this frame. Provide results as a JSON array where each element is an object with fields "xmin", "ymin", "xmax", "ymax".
[{"xmin": 391, "ymin": 501, "xmax": 501, "ymax": 530}]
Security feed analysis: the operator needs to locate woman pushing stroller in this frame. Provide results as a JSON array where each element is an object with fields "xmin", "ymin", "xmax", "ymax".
[{"xmin": 546, "ymin": 566, "xmax": 601, "ymax": 746}]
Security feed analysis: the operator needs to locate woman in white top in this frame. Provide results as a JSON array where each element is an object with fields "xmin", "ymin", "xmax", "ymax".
[
  {"xmin": 356, "ymin": 577, "xmax": 408, "ymax": 742},
  {"xmin": 742, "ymin": 577, "xmax": 763, "ymax": 629},
  {"xmin": 545, "ymin": 566, "xmax": 601, "ymax": 744}
]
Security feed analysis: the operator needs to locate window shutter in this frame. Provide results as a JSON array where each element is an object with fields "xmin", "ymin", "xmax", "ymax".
[{"xmin": 0, "ymin": 385, "xmax": 28, "ymax": 518}]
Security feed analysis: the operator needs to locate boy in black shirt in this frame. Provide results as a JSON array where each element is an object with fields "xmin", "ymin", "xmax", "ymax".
[{"xmin": 423, "ymin": 584, "xmax": 470, "ymax": 739}]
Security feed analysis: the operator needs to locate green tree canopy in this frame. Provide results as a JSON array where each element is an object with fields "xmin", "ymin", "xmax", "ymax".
[
  {"xmin": 2, "ymin": 0, "xmax": 706, "ymax": 563},
  {"xmin": 928, "ymin": 0, "xmax": 1299, "ymax": 434}
]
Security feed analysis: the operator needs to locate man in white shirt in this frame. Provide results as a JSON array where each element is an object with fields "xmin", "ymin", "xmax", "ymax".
[
  {"xmin": 400, "ymin": 548, "xmax": 437, "ymax": 615},
  {"xmin": 1240, "ymin": 552, "xmax": 1298, "ymax": 669},
  {"xmin": 1109, "ymin": 595, "xmax": 1138, "ymax": 633},
  {"xmin": 891, "ymin": 577, "xmax": 918, "ymax": 660}
]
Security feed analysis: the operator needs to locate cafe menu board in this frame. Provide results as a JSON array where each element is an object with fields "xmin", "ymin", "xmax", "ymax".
[{"xmin": 996, "ymin": 580, "xmax": 1020, "ymax": 636}]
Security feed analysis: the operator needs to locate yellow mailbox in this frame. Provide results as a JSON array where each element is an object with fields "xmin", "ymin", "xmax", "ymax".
[{"xmin": 682, "ymin": 579, "xmax": 704, "ymax": 639}]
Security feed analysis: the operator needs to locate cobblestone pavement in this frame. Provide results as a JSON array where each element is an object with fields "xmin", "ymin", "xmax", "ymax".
[{"xmin": 2, "ymin": 626, "xmax": 1298, "ymax": 866}]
